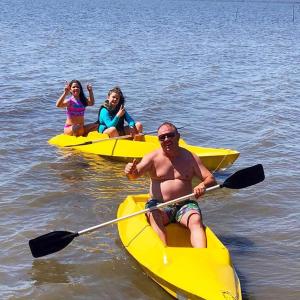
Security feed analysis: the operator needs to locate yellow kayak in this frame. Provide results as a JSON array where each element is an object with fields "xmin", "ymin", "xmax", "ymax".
[
  {"xmin": 48, "ymin": 132, "xmax": 239, "ymax": 171},
  {"xmin": 117, "ymin": 194, "xmax": 242, "ymax": 300}
]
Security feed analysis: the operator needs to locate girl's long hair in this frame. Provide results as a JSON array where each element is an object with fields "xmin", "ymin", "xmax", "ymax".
[
  {"xmin": 108, "ymin": 86, "xmax": 125, "ymax": 113},
  {"xmin": 70, "ymin": 79, "xmax": 88, "ymax": 107}
]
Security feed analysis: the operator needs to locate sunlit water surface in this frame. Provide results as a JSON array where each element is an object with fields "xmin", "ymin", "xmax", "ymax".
[{"xmin": 0, "ymin": 0, "xmax": 299, "ymax": 299}]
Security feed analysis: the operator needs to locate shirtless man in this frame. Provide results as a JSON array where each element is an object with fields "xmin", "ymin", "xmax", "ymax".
[{"xmin": 125, "ymin": 122, "xmax": 216, "ymax": 248}]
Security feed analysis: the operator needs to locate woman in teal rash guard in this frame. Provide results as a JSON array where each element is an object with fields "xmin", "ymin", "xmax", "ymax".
[{"xmin": 97, "ymin": 86, "xmax": 143, "ymax": 137}]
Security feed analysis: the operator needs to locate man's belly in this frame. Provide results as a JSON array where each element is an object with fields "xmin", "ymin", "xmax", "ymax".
[{"xmin": 150, "ymin": 179, "xmax": 193, "ymax": 201}]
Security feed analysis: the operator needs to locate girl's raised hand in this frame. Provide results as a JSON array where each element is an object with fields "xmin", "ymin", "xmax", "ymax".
[
  {"xmin": 87, "ymin": 83, "xmax": 93, "ymax": 92},
  {"xmin": 117, "ymin": 105, "xmax": 126, "ymax": 117},
  {"xmin": 64, "ymin": 81, "xmax": 71, "ymax": 94}
]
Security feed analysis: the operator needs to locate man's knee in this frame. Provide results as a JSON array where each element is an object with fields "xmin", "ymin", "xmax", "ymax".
[
  {"xmin": 186, "ymin": 212, "xmax": 203, "ymax": 228},
  {"xmin": 146, "ymin": 209, "xmax": 160, "ymax": 221}
]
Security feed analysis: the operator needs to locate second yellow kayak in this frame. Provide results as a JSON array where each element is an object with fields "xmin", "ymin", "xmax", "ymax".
[{"xmin": 48, "ymin": 132, "xmax": 239, "ymax": 171}]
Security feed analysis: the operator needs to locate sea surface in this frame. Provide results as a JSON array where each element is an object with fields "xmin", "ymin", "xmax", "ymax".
[{"xmin": 0, "ymin": 0, "xmax": 299, "ymax": 299}]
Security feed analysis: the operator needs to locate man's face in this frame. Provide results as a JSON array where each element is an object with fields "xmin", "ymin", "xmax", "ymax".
[{"xmin": 157, "ymin": 125, "xmax": 179, "ymax": 153}]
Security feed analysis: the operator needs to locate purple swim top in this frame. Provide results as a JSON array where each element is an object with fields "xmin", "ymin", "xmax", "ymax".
[{"xmin": 66, "ymin": 96, "xmax": 85, "ymax": 117}]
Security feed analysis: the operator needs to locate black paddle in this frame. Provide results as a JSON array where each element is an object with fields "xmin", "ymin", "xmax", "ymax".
[{"xmin": 29, "ymin": 164, "xmax": 264, "ymax": 258}]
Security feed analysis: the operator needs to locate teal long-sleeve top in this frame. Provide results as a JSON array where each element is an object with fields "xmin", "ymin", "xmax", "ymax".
[{"xmin": 98, "ymin": 107, "xmax": 135, "ymax": 133}]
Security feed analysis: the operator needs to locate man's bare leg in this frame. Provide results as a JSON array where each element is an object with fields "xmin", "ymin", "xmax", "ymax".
[
  {"xmin": 181, "ymin": 211, "xmax": 207, "ymax": 248},
  {"xmin": 147, "ymin": 210, "xmax": 167, "ymax": 245}
]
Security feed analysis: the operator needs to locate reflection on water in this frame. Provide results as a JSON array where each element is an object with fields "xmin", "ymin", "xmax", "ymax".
[
  {"xmin": 30, "ymin": 256, "xmax": 172, "ymax": 300},
  {"xmin": 31, "ymin": 260, "xmax": 72, "ymax": 285},
  {"xmin": 220, "ymin": 235, "xmax": 255, "ymax": 254}
]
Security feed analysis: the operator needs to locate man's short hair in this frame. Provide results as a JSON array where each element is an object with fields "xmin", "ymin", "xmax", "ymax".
[{"xmin": 157, "ymin": 122, "xmax": 178, "ymax": 134}]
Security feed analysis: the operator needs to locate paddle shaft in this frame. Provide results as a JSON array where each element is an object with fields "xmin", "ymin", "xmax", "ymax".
[
  {"xmin": 66, "ymin": 133, "xmax": 132, "ymax": 147},
  {"xmin": 77, "ymin": 163, "xmax": 265, "ymax": 235},
  {"xmin": 29, "ymin": 164, "xmax": 264, "ymax": 258},
  {"xmin": 78, "ymin": 185, "xmax": 220, "ymax": 235},
  {"xmin": 66, "ymin": 126, "xmax": 186, "ymax": 147},
  {"xmin": 84, "ymin": 133, "xmax": 131, "ymax": 144}
]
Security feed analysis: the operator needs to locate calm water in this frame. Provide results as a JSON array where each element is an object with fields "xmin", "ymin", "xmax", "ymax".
[{"xmin": 1, "ymin": 0, "xmax": 299, "ymax": 299}]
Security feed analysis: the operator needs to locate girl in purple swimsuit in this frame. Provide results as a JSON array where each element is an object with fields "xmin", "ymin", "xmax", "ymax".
[{"xmin": 56, "ymin": 80, "xmax": 98, "ymax": 136}]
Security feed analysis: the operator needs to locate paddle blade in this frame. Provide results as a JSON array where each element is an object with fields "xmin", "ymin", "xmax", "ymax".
[
  {"xmin": 221, "ymin": 164, "xmax": 265, "ymax": 189},
  {"xmin": 65, "ymin": 141, "xmax": 92, "ymax": 147},
  {"xmin": 29, "ymin": 231, "xmax": 79, "ymax": 258}
]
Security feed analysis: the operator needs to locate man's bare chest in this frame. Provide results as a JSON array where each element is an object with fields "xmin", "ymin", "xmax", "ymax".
[{"xmin": 153, "ymin": 158, "xmax": 193, "ymax": 180}]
